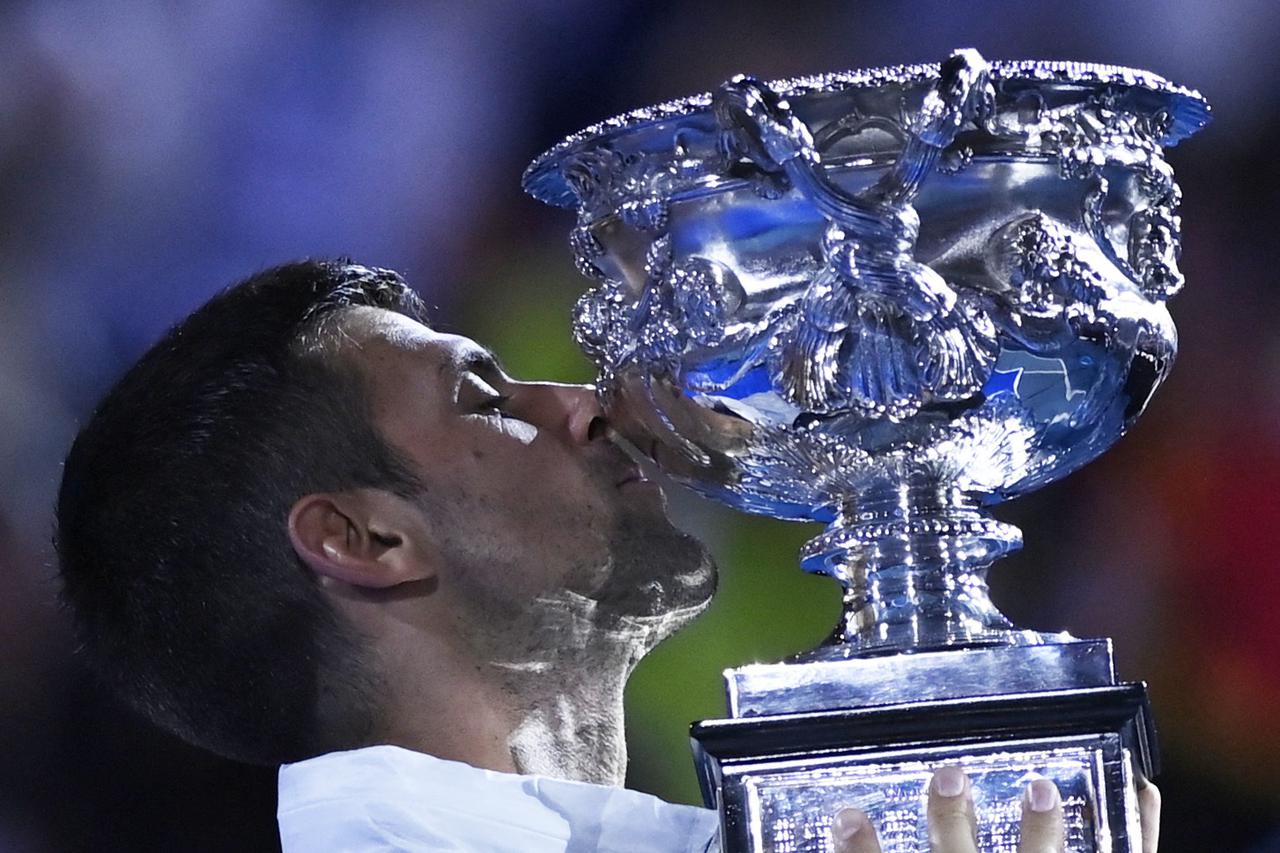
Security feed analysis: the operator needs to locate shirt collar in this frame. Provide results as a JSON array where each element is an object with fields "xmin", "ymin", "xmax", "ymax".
[{"xmin": 278, "ymin": 744, "xmax": 719, "ymax": 852}]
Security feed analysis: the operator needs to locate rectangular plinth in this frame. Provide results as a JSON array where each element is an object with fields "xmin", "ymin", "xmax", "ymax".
[
  {"xmin": 691, "ymin": 685, "xmax": 1156, "ymax": 853},
  {"xmin": 728, "ymin": 639, "xmax": 1116, "ymax": 717}
]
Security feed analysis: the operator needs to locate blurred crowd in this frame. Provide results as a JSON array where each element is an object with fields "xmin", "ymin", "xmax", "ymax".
[{"xmin": 2, "ymin": 1, "xmax": 1278, "ymax": 850}]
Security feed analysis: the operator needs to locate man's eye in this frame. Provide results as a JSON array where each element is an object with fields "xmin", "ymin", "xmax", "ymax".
[{"xmin": 478, "ymin": 394, "xmax": 513, "ymax": 416}]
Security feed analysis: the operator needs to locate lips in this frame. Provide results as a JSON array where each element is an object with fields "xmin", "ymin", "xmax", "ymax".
[
  {"xmin": 601, "ymin": 427, "xmax": 657, "ymax": 488},
  {"xmin": 614, "ymin": 465, "xmax": 649, "ymax": 487}
]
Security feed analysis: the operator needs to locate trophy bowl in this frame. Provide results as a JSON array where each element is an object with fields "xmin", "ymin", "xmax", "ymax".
[{"xmin": 526, "ymin": 50, "xmax": 1209, "ymax": 853}]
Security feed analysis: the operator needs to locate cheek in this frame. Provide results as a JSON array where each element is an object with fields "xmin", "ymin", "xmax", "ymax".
[
  {"xmin": 494, "ymin": 418, "xmax": 538, "ymax": 445},
  {"xmin": 442, "ymin": 459, "xmax": 619, "ymax": 599},
  {"xmin": 497, "ymin": 463, "xmax": 619, "ymax": 566},
  {"xmin": 502, "ymin": 462, "xmax": 613, "ymax": 532},
  {"xmin": 442, "ymin": 442, "xmax": 616, "ymax": 543}
]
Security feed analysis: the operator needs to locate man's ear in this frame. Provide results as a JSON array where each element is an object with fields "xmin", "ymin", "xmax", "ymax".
[{"xmin": 288, "ymin": 490, "xmax": 438, "ymax": 589}]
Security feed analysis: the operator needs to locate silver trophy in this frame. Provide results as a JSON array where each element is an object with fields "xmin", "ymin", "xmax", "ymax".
[{"xmin": 524, "ymin": 50, "xmax": 1209, "ymax": 852}]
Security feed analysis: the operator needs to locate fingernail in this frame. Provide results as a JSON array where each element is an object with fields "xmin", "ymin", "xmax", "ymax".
[
  {"xmin": 831, "ymin": 809, "xmax": 866, "ymax": 841},
  {"xmin": 932, "ymin": 765, "xmax": 966, "ymax": 797},
  {"xmin": 1026, "ymin": 778, "xmax": 1060, "ymax": 812}
]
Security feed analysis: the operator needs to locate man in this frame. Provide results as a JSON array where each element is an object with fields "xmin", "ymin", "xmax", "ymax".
[{"xmin": 55, "ymin": 260, "xmax": 1150, "ymax": 851}]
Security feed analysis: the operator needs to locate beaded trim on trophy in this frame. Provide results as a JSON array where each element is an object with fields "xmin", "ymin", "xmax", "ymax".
[{"xmin": 525, "ymin": 60, "xmax": 1208, "ymax": 206}]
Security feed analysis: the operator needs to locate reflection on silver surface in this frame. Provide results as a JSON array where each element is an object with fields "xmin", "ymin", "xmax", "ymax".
[
  {"xmin": 747, "ymin": 741, "xmax": 1114, "ymax": 853},
  {"xmin": 527, "ymin": 50, "xmax": 1208, "ymax": 653},
  {"xmin": 728, "ymin": 638, "xmax": 1115, "ymax": 717},
  {"xmin": 527, "ymin": 49, "xmax": 1207, "ymax": 852}
]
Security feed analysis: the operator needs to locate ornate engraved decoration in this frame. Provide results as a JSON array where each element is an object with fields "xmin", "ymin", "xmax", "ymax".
[{"xmin": 527, "ymin": 49, "xmax": 1210, "ymax": 654}]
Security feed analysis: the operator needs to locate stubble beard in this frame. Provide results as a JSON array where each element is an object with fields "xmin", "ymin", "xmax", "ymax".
[
  {"xmin": 436, "ymin": 486, "xmax": 719, "ymax": 670},
  {"xmin": 590, "ymin": 514, "xmax": 718, "ymax": 636}
]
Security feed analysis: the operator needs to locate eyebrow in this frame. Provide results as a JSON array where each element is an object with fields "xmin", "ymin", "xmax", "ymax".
[
  {"xmin": 459, "ymin": 348, "xmax": 506, "ymax": 377},
  {"xmin": 446, "ymin": 347, "xmax": 509, "ymax": 394}
]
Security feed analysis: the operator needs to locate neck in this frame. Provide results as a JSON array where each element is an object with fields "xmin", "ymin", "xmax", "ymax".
[
  {"xmin": 374, "ymin": 589, "xmax": 701, "ymax": 787},
  {"xmin": 497, "ymin": 590, "xmax": 682, "ymax": 786}
]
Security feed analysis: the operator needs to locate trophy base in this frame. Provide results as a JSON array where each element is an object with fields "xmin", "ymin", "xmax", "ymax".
[
  {"xmin": 692, "ymin": 651, "xmax": 1157, "ymax": 853},
  {"xmin": 727, "ymin": 637, "xmax": 1117, "ymax": 716}
]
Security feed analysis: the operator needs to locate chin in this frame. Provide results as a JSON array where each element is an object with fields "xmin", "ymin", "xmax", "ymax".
[{"xmin": 597, "ymin": 523, "xmax": 719, "ymax": 624}]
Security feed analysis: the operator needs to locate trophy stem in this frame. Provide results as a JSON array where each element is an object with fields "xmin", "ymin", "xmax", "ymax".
[{"xmin": 801, "ymin": 474, "xmax": 1023, "ymax": 653}]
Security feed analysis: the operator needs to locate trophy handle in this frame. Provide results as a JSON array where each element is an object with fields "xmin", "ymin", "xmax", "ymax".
[
  {"xmin": 712, "ymin": 50, "xmax": 1000, "ymax": 418},
  {"xmin": 712, "ymin": 49, "xmax": 991, "ymax": 215}
]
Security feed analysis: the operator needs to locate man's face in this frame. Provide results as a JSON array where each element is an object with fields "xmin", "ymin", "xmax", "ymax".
[{"xmin": 337, "ymin": 307, "xmax": 715, "ymax": 628}]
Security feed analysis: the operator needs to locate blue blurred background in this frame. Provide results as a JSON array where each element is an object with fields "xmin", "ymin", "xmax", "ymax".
[{"xmin": 2, "ymin": 1, "xmax": 1278, "ymax": 850}]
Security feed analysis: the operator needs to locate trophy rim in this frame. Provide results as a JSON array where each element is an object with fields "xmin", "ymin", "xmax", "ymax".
[{"xmin": 523, "ymin": 57, "xmax": 1211, "ymax": 209}]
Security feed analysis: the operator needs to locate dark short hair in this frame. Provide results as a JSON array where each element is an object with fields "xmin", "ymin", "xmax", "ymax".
[{"xmin": 55, "ymin": 260, "xmax": 428, "ymax": 765}]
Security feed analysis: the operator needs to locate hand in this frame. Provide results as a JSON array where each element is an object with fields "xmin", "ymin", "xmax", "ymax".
[{"xmin": 830, "ymin": 767, "xmax": 1163, "ymax": 853}]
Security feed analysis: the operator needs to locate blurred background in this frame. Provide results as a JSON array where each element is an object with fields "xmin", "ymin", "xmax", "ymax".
[{"xmin": 1, "ymin": 0, "xmax": 1277, "ymax": 850}]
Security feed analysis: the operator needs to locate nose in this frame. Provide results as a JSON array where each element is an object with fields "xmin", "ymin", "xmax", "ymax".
[{"xmin": 514, "ymin": 382, "xmax": 606, "ymax": 446}]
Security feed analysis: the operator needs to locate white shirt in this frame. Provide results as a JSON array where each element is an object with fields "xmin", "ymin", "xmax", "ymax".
[{"xmin": 277, "ymin": 745, "xmax": 721, "ymax": 852}]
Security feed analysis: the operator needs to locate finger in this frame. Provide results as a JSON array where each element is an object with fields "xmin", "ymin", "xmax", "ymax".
[
  {"xmin": 1017, "ymin": 778, "xmax": 1065, "ymax": 853},
  {"xmin": 1138, "ymin": 781, "xmax": 1161, "ymax": 853},
  {"xmin": 927, "ymin": 766, "xmax": 978, "ymax": 853},
  {"xmin": 830, "ymin": 808, "xmax": 883, "ymax": 853}
]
